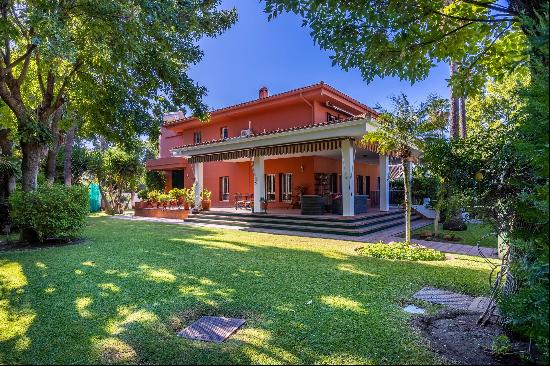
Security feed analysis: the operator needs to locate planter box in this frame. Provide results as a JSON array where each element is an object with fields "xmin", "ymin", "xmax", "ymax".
[{"xmin": 134, "ymin": 207, "xmax": 189, "ymax": 220}]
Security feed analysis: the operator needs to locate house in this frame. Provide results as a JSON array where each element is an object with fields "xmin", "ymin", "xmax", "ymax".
[{"xmin": 145, "ymin": 82, "xmax": 401, "ymax": 216}]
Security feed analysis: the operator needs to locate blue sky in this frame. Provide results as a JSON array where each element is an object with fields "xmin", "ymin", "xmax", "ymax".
[{"xmin": 188, "ymin": 1, "xmax": 451, "ymax": 113}]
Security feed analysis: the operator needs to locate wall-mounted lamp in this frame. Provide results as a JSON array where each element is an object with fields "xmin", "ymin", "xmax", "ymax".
[{"xmin": 300, "ymin": 164, "xmax": 304, "ymax": 173}]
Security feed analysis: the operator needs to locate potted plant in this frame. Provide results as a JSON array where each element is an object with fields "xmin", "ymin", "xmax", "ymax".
[
  {"xmin": 184, "ymin": 186, "xmax": 195, "ymax": 210},
  {"xmin": 260, "ymin": 197, "xmax": 268, "ymax": 213},
  {"xmin": 147, "ymin": 190, "xmax": 161, "ymax": 208},
  {"xmin": 169, "ymin": 188, "xmax": 186, "ymax": 207},
  {"xmin": 158, "ymin": 193, "xmax": 171, "ymax": 208},
  {"xmin": 136, "ymin": 189, "xmax": 149, "ymax": 209},
  {"xmin": 200, "ymin": 188, "xmax": 212, "ymax": 211}
]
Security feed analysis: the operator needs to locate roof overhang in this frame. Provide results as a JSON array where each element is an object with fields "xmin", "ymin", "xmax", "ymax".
[
  {"xmin": 145, "ymin": 156, "xmax": 187, "ymax": 171},
  {"xmin": 172, "ymin": 117, "xmax": 376, "ymax": 159}
]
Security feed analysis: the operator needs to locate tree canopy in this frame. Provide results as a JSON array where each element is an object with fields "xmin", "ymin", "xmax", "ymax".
[
  {"xmin": 0, "ymin": 0, "xmax": 237, "ymax": 190},
  {"xmin": 264, "ymin": 0, "xmax": 545, "ymax": 94}
]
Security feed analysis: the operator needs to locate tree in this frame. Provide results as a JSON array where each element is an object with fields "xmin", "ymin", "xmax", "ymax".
[
  {"xmin": 363, "ymin": 94, "xmax": 448, "ymax": 242},
  {"xmin": 264, "ymin": 1, "xmax": 542, "ymax": 90},
  {"xmin": 264, "ymin": 0, "xmax": 545, "ymax": 142},
  {"xmin": 90, "ymin": 147, "xmax": 144, "ymax": 214},
  {"xmin": 0, "ymin": 0, "xmax": 237, "ymax": 191}
]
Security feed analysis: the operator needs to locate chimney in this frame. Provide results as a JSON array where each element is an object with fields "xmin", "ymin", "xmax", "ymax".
[
  {"xmin": 162, "ymin": 111, "xmax": 184, "ymax": 123},
  {"xmin": 259, "ymin": 86, "xmax": 269, "ymax": 99}
]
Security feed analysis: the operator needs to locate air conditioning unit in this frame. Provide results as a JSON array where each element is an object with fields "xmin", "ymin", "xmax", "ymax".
[
  {"xmin": 240, "ymin": 129, "xmax": 252, "ymax": 137},
  {"xmin": 240, "ymin": 121, "xmax": 253, "ymax": 137}
]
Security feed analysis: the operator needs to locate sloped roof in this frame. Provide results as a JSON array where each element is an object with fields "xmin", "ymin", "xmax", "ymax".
[{"xmin": 164, "ymin": 82, "xmax": 377, "ymax": 127}]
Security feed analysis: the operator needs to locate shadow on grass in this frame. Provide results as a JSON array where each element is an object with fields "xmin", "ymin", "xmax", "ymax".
[{"xmin": 0, "ymin": 216, "xmax": 493, "ymax": 364}]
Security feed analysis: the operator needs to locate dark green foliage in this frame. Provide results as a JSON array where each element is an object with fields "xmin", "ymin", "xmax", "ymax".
[
  {"xmin": 8, "ymin": 185, "xmax": 89, "ymax": 242},
  {"xmin": 137, "ymin": 189, "xmax": 149, "ymax": 200},
  {"xmin": 264, "ymin": 0, "xmax": 536, "ymax": 94},
  {"xmin": 145, "ymin": 170, "xmax": 166, "ymax": 191},
  {"xmin": 358, "ymin": 242, "xmax": 445, "ymax": 261},
  {"xmin": 55, "ymin": 145, "xmax": 94, "ymax": 185},
  {"xmin": 442, "ymin": 217, "xmax": 467, "ymax": 231}
]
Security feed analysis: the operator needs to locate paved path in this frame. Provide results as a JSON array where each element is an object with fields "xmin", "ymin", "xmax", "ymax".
[{"xmin": 111, "ymin": 214, "xmax": 498, "ymax": 258}]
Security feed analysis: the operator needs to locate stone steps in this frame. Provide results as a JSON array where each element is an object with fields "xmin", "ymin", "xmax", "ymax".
[{"xmin": 185, "ymin": 210, "xmax": 421, "ymax": 237}]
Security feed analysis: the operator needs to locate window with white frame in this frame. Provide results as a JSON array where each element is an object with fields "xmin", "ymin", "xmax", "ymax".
[
  {"xmin": 265, "ymin": 174, "xmax": 275, "ymax": 201},
  {"xmin": 220, "ymin": 176, "xmax": 229, "ymax": 201},
  {"xmin": 193, "ymin": 131, "xmax": 202, "ymax": 144},
  {"xmin": 281, "ymin": 173, "xmax": 292, "ymax": 202},
  {"xmin": 220, "ymin": 127, "xmax": 229, "ymax": 140}
]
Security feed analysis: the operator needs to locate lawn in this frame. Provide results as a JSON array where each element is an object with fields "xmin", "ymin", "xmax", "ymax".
[
  {"xmin": 1, "ymin": 215, "xmax": 494, "ymax": 364},
  {"xmin": 412, "ymin": 223, "xmax": 498, "ymax": 248}
]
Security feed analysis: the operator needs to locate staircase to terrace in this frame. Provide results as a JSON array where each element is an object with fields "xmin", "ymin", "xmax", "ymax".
[{"xmin": 184, "ymin": 209, "xmax": 421, "ymax": 237}]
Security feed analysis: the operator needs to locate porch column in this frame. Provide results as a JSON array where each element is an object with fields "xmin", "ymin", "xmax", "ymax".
[
  {"xmin": 379, "ymin": 155, "xmax": 390, "ymax": 211},
  {"xmin": 253, "ymin": 156, "xmax": 265, "ymax": 213},
  {"xmin": 194, "ymin": 162, "xmax": 203, "ymax": 210},
  {"xmin": 341, "ymin": 139, "xmax": 355, "ymax": 216}
]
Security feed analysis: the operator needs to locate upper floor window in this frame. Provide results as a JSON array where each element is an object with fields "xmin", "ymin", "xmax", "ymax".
[
  {"xmin": 220, "ymin": 127, "xmax": 229, "ymax": 140},
  {"xmin": 193, "ymin": 131, "xmax": 202, "ymax": 144},
  {"xmin": 327, "ymin": 112, "xmax": 339, "ymax": 122}
]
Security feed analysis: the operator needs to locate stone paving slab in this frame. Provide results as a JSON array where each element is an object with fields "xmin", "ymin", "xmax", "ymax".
[{"xmin": 412, "ymin": 287, "xmax": 475, "ymax": 310}]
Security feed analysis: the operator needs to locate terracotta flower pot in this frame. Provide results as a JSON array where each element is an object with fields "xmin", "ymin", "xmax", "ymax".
[{"xmin": 202, "ymin": 199, "xmax": 211, "ymax": 211}]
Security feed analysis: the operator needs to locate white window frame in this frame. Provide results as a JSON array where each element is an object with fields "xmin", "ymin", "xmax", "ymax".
[
  {"xmin": 281, "ymin": 173, "xmax": 292, "ymax": 202},
  {"xmin": 265, "ymin": 174, "xmax": 276, "ymax": 202},
  {"xmin": 193, "ymin": 131, "xmax": 202, "ymax": 144},
  {"xmin": 221, "ymin": 176, "xmax": 229, "ymax": 201},
  {"xmin": 220, "ymin": 127, "xmax": 229, "ymax": 140}
]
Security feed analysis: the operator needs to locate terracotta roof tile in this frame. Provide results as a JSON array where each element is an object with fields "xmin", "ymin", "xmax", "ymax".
[
  {"xmin": 163, "ymin": 82, "xmax": 377, "ymax": 127},
  {"xmin": 171, "ymin": 114, "xmax": 371, "ymax": 151}
]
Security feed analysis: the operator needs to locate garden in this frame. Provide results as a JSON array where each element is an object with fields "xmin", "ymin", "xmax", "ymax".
[
  {"xmin": 0, "ymin": 0, "xmax": 548, "ymax": 365},
  {"xmin": 1, "ymin": 216, "xmax": 495, "ymax": 364}
]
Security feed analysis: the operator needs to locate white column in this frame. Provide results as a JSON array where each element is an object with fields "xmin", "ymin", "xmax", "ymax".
[
  {"xmin": 341, "ymin": 139, "xmax": 355, "ymax": 216},
  {"xmin": 252, "ymin": 156, "xmax": 265, "ymax": 213},
  {"xmin": 379, "ymin": 155, "xmax": 390, "ymax": 211},
  {"xmin": 194, "ymin": 162, "xmax": 203, "ymax": 210}
]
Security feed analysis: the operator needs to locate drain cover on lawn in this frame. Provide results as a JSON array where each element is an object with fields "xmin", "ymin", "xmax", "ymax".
[
  {"xmin": 177, "ymin": 316, "xmax": 245, "ymax": 343},
  {"xmin": 413, "ymin": 287, "xmax": 475, "ymax": 310}
]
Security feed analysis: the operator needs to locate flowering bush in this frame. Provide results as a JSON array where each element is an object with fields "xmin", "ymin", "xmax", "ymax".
[{"xmin": 358, "ymin": 242, "xmax": 445, "ymax": 261}]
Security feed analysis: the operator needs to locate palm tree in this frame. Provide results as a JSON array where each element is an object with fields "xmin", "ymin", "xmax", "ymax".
[{"xmin": 363, "ymin": 94, "xmax": 448, "ymax": 242}]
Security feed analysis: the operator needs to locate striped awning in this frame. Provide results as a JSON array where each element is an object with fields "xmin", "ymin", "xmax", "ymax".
[{"xmin": 188, "ymin": 138, "xmax": 355, "ymax": 163}]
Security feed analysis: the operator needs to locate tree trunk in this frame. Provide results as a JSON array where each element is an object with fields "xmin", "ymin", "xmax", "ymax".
[
  {"xmin": 64, "ymin": 125, "xmax": 77, "ymax": 186},
  {"xmin": 449, "ymin": 61, "xmax": 461, "ymax": 138},
  {"xmin": 433, "ymin": 181, "xmax": 445, "ymax": 238},
  {"xmin": 46, "ymin": 115, "xmax": 62, "ymax": 184},
  {"xmin": 402, "ymin": 159, "xmax": 412, "ymax": 243},
  {"xmin": 21, "ymin": 142, "xmax": 44, "ymax": 192},
  {"xmin": 458, "ymin": 96, "xmax": 467, "ymax": 138}
]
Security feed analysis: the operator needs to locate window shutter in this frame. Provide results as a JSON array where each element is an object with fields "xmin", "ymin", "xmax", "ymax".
[{"xmin": 219, "ymin": 177, "xmax": 222, "ymax": 201}]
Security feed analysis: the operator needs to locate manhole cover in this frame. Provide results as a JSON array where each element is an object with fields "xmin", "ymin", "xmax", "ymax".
[
  {"xmin": 177, "ymin": 316, "xmax": 245, "ymax": 343},
  {"xmin": 412, "ymin": 287, "xmax": 474, "ymax": 310}
]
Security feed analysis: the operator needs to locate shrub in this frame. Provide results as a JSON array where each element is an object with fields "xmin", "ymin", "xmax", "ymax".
[
  {"xmin": 137, "ymin": 189, "xmax": 149, "ymax": 200},
  {"xmin": 358, "ymin": 242, "xmax": 445, "ymax": 261},
  {"xmin": 200, "ymin": 188, "xmax": 212, "ymax": 200},
  {"xmin": 9, "ymin": 184, "xmax": 89, "ymax": 242},
  {"xmin": 145, "ymin": 170, "xmax": 166, "ymax": 191},
  {"xmin": 169, "ymin": 188, "xmax": 186, "ymax": 200},
  {"xmin": 443, "ymin": 216, "xmax": 467, "ymax": 231},
  {"xmin": 147, "ymin": 190, "xmax": 161, "ymax": 202}
]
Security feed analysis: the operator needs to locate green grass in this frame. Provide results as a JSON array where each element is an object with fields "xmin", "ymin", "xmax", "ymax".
[
  {"xmin": 412, "ymin": 223, "xmax": 498, "ymax": 248},
  {"xmin": 0, "ymin": 216, "xmax": 495, "ymax": 364}
]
